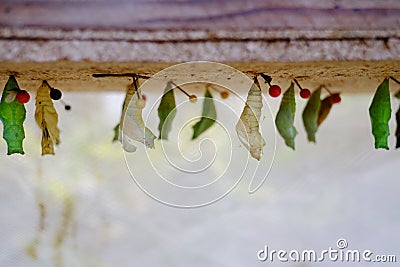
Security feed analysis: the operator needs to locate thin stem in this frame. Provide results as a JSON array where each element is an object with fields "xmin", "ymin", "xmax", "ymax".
[
  {"xmin": 253, "ymin": 76, "xmax": 262, "ymax": 91},
  {"xmin": 92, "ymin": 73, "xmax": 151, "ymax": 79},
  {"xmin": 293, "ymin": 79, "xmax": 303, "ymax": 90},
  {"xmin": 258, "ymin": 73, "xmax": 272, "ymax": 86},
  {"xmin": 170, "ymin": 81, "xmax": 191, "ymax": 97},
  {"xmin": 390, "ymin": 76, "xmax": 400, "ymax": 86},
  {"xmin": 60, "ymin": 100, "xmax": 71, "ymax": 111},
  {"xmin": 133, "ymin": 77, "xmax": 141, "ymax": 100},
  {"xmin": 206, "ymin": 83, "xmax": 221, "ymax": 92},
  {"xmin": 321, "ymin": 85, "xmax": 333, "ymax": 95}
]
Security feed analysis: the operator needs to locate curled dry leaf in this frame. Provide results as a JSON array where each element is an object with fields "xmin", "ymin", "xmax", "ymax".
[
  {"xmin": 302, "ymin": 87, "xmax": 322, "ymax": 143},
  {"xmin": 0, "ymin": 75, "xmax": 26, "ymax": 155},
  {"xmin": 119, "ymin": 79, "xmax": 156, "ymax": 152},
  {"xmin": 275, "ymin": 83, "xmax": 297, "ymax": 150},
  {"xmin": 317, "ymin": 93, "xmax": 341, "ymax": 126},
  {"xmin": 158, "ymin": 81, "xmax": 177, "ymax": 140},
  {"xmin": 236, "ymin": 78, "xmax": 265, "ymax": 160},
  {"xmin": 35, "ymin": 81, "xmax": 60, "ymax": 155},
  {"xmin": 369, "ymin": 79, "xmax": 391, "ymax": 150},
  {"xmin": 192, "ymin": 89, "xmax": 216, "ymax": 140}
]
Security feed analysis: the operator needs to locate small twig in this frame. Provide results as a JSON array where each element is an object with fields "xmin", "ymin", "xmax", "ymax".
[
  {"xmin": 92, "ymin": 73, "xmax": 151, "ymax": 79},
  {"xmin": 293, "ymin": 79, "xmax": 303, "ymax": 90},
  {"xmin": 206, "ymin": 83, "xmax": 230, "ymax": 98},
  {"xmin": 321, "ymin": 85, "xmax": 333, "ymax": 95},
  {"xmin": 93, "ymin": 73, "xmax": 149, "ymax": 100},
  {"xmin": 390, "ymin": 76, "xmax": 400, "ymax": 86},
  {"xmin": 132, "ymin": 77, "xmax": 141, "ymax": 100},
  {"xmin": 388, "ymin": 76, "xmax": 400, "ymax": 99},
  {"xmin": 60, "ymin": 100, "xmax": 71, "ymax": 111},
  {"xmin": 258, "ymin": 73, "xmax": 272, "ymax": 86},
  {"xmin": 170, "ymin": 81, "xmax": 190, "ymax": 97},
  {"xmin": 206, "ymin": 83, "xmax": 221, "ymax": 92},
  {"xmin": 253, "ymin": 76, "xmax": 263, "ymax": 91}
]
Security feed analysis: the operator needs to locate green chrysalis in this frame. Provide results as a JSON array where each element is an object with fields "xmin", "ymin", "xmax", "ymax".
[
  {"xmin": 275, "ymin": 83, "xmax": 297, "ymax": 150},
  {"xmin": 192, "ymin": 89, "xmax": 216, "ymax": 140},
  {"xmin": 302, "ymin": 87, "xmax": 322, "ymax": 143},
  {"xmin": 0, "ymin": 75, "xmax": 26, "ymax": 155},
  {"xmin": 157, "ymin": 81, "xmax": 177, "ymax": 140},
  {"xmin": 369, "ymin": 79, "xmax": 391, "ymax": 150},
  {"xmin": 395, "ymin": 90, "xmax": 400, "ymax": 149}
]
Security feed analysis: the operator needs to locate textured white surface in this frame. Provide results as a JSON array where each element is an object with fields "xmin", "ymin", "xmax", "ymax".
[
  {"xmin": 1, "ymin": 39, "xmax": 399, "ymax": 62},
  {"xmin": 1, "ymin": 0, "xmax": 400, "ymax": 62}
]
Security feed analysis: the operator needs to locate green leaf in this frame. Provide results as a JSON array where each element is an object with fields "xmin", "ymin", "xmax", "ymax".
[
  {"xmin": 275, "ymin": 83, "xmax": 297, "ymax": 150},
  {"xmin": 0, "ymin": 75, "xmax": 26, "ymax": 155},
  {"xmin": 369, "ymin": 79, "xmax": 391, "ymax": 149},
  {"xmin": 157, "ymin": 81, "xmax": 177, "ymax": 140},
  {"xmin": 302, "ymin": 87, "xmax": 322, "ymax": 143},
  {"xmin": 396, "ymin": 105, "xmax": 400, "ymax": 149},
  {"xmin": 192, "ymin": 89, "xmax": 216, "ymax": 140},
  {"xmin": 112, "ymin": 123, "xmax": 119, "ymax": 142}
]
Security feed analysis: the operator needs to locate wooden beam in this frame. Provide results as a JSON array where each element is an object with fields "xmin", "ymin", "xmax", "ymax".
[
  {"xmin": 0, "ymin": 0, "xmax": 399, "ymax": 93},
  {"xmin": 1, "ymin": 61, "xmax": 399, "ymax": 93}
]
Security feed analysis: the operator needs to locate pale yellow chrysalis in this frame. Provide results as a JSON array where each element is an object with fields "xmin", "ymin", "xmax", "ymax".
[
  {"xmin": 119, "ymin": 80, "xmax": 156, "ymax": 152},
  {"xmin": 35, "ymin": 81, "xmax": 60, "ymax": 155},
  {"xmin": 235, "ymin": 79, "xmax": 265, "ymax": 160}
]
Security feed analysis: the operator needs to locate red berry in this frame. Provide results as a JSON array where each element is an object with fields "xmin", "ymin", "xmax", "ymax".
[
  {"xmin": 300, "ymin": 89, "xmax": 311, "ymax": 99},
  {"xmin": 189, "ymin": 95, "xmax": 197, "ymax": 103},
  {"xmin": 268, "ymin": 85, "xmax": 281, "ymax": 97},
  {"xmin": 141, "ymin": 94, "xmax": 147, "ymax": 101},
  {"xmin": 220, "ymin": 91, "xmax": 229, "ymax": 99},
  {"xmin": 332, "ymin": 94, "xmax": 341, "ymax": 103},
  {"xmin": 16, "ymin": 90, "xmax": 30, "ymax": 104},
  {"xmin": 50, "ymin": 88, "xmax": 62, "ymax": 100}
]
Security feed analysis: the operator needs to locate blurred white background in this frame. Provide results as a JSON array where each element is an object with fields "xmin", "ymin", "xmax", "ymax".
[{"xmin": 0, "ymin": 90, "xmax": 399, "ymax": 267}]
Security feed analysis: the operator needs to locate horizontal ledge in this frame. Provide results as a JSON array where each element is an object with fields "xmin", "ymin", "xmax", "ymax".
[
  {"xmin": 1, "ymin": 27, "xmax": 400, "ymax": 42},
  {"xmin": 0, "ymin": 60, "xmax": 399, "ymax": 94}
]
